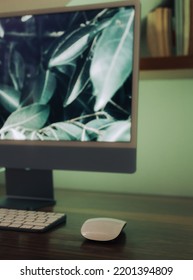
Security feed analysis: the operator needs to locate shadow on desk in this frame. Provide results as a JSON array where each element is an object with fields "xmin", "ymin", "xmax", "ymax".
[{"xmin": 80, "ymin": 232, "xmax": 135, "ymax": 259}]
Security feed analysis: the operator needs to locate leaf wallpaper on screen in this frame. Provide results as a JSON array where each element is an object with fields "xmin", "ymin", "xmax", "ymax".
[{"xmin": 0, "ymin": 7, "xmax": 134, "ymax": 142}]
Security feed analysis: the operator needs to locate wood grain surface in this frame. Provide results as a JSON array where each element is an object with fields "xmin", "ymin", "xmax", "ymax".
[{"xmin": 0, "ymin": 187, "xmax": 193, "ymax": 260}]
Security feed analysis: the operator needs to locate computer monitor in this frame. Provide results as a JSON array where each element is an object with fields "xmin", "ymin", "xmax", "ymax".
[{"xmin": 0, "ymin": 0, "xmax": 140, "ymax": 209}]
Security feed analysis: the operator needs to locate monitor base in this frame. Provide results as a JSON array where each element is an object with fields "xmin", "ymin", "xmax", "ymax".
[{"xmin": 0, "ymin": 168, "xmax": 55, "ymax": 210}]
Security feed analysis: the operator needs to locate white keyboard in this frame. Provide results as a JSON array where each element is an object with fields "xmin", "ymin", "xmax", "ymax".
[{"xmin": 0, "ymin": 208, "xmax": 66, "ymax": 232}]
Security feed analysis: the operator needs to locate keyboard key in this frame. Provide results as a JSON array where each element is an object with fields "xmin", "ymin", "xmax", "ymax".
[{"xmin": 0, "ymin": 208, "xmax": 66, "ymax": 232}]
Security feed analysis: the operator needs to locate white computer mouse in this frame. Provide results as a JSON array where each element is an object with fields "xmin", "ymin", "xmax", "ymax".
[{"xmin": 81, "ymin": 217, "xmax": 127, "ymax": 241}]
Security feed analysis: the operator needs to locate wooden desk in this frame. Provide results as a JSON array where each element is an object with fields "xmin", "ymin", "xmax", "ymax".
[{"xmin": 0, "ymin": 187, "xmax": 193, "ymax": 260}]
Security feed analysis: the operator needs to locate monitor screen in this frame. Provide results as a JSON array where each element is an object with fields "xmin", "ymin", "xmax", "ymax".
[{"xmin": 0, "ymin": 0, "xmax": 140, "ymax": 209}]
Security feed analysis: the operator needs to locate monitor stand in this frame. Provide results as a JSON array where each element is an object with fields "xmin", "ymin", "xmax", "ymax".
[{"xmin": 0, "ymin": 168, "xmax": 55, "ymax": 210}]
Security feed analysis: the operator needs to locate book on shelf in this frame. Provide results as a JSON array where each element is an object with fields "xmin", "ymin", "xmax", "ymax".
[
  {"xmin": 163, "ymin": 8, "xmax": 173, "ymax": 57},
  {"xmin": 189, "ymin": 0, "xmax": 193, "ymax": 55},
  {"xmin": 175, "ymin": 0, "xmax": 184, "ymax": 55},
  {"xmin": 183, "ymin": 0, "xmax": 190, "ymax": 55},
  {"xmin": 146, "ymin": 7, "xmax": 172, "ymax": 57},
  {"xmin": 146, "ymin": 1, "xmax": 193, "ymax": 58},
  {"xmin": 146, "ymin": 10, "xmax": 157, "ymax": 57},
  {"xmin": 175, "ymin": 0, "xmax": 193, "ymax": 56}
]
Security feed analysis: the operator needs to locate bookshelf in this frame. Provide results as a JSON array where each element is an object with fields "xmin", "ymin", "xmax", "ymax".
[
  {"xmin": 140, "ymin": 56, "xmax": 193, "ymax": 70},
  {"xmin": 141, "ymin": 0, "xmax": 193, "ymax": 77},
  {"xmin": 140, "ymin": 56, "xmax": 193, "ymax": 80}
]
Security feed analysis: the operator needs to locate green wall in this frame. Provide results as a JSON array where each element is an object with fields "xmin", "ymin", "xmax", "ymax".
[{"xmin": 54, "ymin": 77, "xmax": 193, "ymax": 196}]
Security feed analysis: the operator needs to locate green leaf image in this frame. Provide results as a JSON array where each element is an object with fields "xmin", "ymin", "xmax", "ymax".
[
  {"xmin": 9, "ymin": 49, "xmax": 25, "ymax": 91},
  {"xmin": 30, "ymin": 69, "xmax": 56, "ymax": 105},
  {"xmin": 90, "ymin": 8, "xmax": 135, "ymax": 111},
  {"xmin": 48, "ymin": 25, "xmax": 96, "ymax": 68},
  {"xmin": 56, "ymin": 61, "xmax": 76, "ymax": 76},
  {"xmin": 1, "ymin": 103, "xmax": 50, "ymax": 131},
  {"xmin": 38, "ymin": 122, "xmax": 88, "ymax": 141},
  {"xmin": 0, "ymin": 85, "xmax": 21, "ymax": 113},
  {"xmin": 98, "ymin": 120, "xmax": 131, "ymax": 142},
  {"xmin": 0, "ymin": 7, "xmax": 134, "ymax": 143},
  {"xmin": 64, "ymin": 57, "xmax": 91, "ymax": 107},
  {"xmin": 2, "ymin": 128, "xmax": 26, "ymax": 140},
  {"xmin": 85, "ymin": 118, "xmax": 114, "ymax": 139}
]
